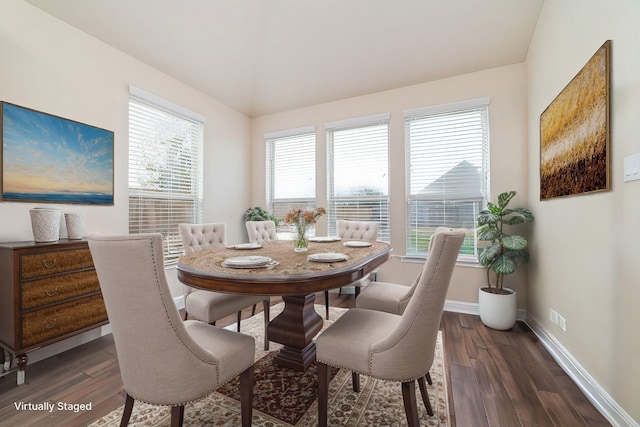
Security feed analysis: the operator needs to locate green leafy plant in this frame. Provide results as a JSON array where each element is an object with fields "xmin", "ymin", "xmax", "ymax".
[
  {"xmin": 477, "ymin": 191, "xmax": 534, "ymax": 294},
  {"xmin": 243, "ymin": 207, "xmax": 280, "ymax": 225}
]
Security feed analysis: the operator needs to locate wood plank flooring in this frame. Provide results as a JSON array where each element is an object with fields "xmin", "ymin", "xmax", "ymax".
[{"xmin": 0, "ymin": 294, "xmax": 610, "ymax": 426}]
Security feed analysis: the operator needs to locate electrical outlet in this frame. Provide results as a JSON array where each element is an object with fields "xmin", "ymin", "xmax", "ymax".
[{"xmin": 550, "ymin": 308, "xmax": 567, "ymax": 331}]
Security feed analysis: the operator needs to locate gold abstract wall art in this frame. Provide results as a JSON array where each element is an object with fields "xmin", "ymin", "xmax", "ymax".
[{"xmin": 540, "ymin": 40, "xmax": 611, "ymax": 200}]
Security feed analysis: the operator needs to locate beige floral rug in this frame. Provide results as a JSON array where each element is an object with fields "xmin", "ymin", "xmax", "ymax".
[{"xmin": 88, "ymin": 303, "xmax": 449, "ymax": 426}]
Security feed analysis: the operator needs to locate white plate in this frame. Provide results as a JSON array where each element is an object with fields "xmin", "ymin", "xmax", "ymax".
[
  {"xmin": 344, "ymin": 240, "xmax": 372, "ymax": 248},
  {"xmin": 230, "ymin": 243, "xmax": 262, "ymax": 250},
  {"xmin": 309, "ymin": 236, "xmax": 341, "ymax": 242},
  {"xmin": 308, "ymin": 252, "xmax": 349, "ymax": 263},
  {"xmin": 223, "ymin": 255, "xmax": 272, "ymax": 266}
]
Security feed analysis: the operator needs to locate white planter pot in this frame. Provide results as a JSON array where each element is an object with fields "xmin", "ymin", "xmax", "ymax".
[
  {"xmin": 478, "ymin": 287, "xmax": 517, "ymax": 330},
  {"xmin": 29, "ymin": 208, "xmax": 62, "ymax": 242}
]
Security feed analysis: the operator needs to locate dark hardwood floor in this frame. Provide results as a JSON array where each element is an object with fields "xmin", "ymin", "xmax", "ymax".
[{"xmin": 0, "ymin": 293, "xmax": 610, "ymax": 426}]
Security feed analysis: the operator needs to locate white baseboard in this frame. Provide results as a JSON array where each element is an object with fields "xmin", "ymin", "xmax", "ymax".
[
  {"xmin": 526, "ymin": 314, "xmax": 638, "ymax": 427},
  {"xmin": 443, "ymin": 299, "xmax": 637, "ymax": 427}
]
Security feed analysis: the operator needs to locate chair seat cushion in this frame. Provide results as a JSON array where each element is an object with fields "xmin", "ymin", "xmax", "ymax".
[
  {"xmin": 356, "ymin": 281, "xmax": 412, "ymax": 315},
  {"xmin": 316, "ymin": 308, "xmax": 400, "ymax": 375},
  {"xmin": 184, "ymin": 320, "xmax": 255, "ymax": 385},
  {"xmin": 186, "ymin": 290, "xmax": 264, "ymax": 324}
]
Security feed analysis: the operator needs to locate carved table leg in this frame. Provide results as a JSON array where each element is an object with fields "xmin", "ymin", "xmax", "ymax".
[
  {"xmin": 267, "ymin": 294, "xmax": 323, "ymax": 371},
  {"xmin": 16, "ymin": 353, "xmax": 27, "ymax": 385}
]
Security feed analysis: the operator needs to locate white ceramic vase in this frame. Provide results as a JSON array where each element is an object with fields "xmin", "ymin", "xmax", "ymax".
[
  {"xmin": 29, "ymin": 208, "xmax": 62, "ymax": 242},
  {"xmin": 478, "ymin": 287, "xmax": 517, "ymax": 330},
  {"xmin": 64, "ymin": 213, "xmax": 84, "ymax": 240}
]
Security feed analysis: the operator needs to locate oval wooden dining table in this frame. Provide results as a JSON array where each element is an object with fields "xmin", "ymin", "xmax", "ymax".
[{"xmin": 177, "ymin": 239, "xmax": 391, "ymax": 371}]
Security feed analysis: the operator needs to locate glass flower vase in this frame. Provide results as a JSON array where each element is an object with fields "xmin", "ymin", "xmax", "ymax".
[{"xmin": 294, "ymin": 224, "xmax": 309, "ymax": 252}]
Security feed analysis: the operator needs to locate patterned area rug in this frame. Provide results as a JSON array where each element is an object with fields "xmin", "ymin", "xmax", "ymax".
[{"xmin": 89, "ymin": 303, "xmax": 449, "ymax": 426}]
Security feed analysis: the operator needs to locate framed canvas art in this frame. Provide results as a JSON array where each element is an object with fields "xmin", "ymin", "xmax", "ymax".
[
  {"xmin": 0, "ymin": 102, "xmax": 114, "ymax": 205},
  {"xmin": 540, "ymin": 40, "xmax": 611, "ymax": 200}
]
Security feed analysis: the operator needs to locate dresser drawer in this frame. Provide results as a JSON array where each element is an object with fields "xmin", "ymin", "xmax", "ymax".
[
  {"xmin": 21, "ymin": 270, "xmax": 101, "ymax": 310},
  {"xmin": 21, "ymin": 295, "xmax": 108, "ymax": 348},
  {"xmin": 20, "ymin": 248, "xmax": 94, "ymax": 280}
]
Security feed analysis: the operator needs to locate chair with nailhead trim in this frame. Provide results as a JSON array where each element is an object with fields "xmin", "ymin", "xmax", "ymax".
[
  {"xmin": 179, "ymin": 223, "xmax": 270, "ymax": 350},
  {"xmin": 88, "ymin": 233, "xmax": 255, "ymax": 427},
  {"xmin": 316, "ymin": 228, "xmax": 465, "ymax": 427}
]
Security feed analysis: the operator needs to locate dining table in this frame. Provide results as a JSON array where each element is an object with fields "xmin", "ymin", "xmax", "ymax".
[{"xmin": 176, "ymin": 238, "xmax": 391, "ymax": 371}]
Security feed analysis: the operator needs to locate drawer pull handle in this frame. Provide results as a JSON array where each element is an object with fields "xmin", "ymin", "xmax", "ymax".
[
  {"xmin": 43, "ymin": 319, "xmax": 57, "ymax": 330},
  {"xmin": 43, "ymin": 259, "xmax": 57, "ymax": 269},
  {"xmin": 45, "ymin": 287, "xmax": 59, "ymax": 297}
]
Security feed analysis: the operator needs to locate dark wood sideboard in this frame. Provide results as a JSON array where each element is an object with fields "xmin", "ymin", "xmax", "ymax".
[{"xmin": 0, "ymin": 239, "xmax": 108, "ymax": 385}]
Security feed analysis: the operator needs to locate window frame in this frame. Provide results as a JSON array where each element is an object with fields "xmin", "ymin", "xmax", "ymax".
[
  {"xmin": 128, "ymin": 87, "xmax": 204, "ymax": 266},
  {"xmin": 404, "ymin": 98, "xmax": 490, "ymax": 261},
  {"xmin": 326, "ymin": 114, "xmax": 391, "ymax": 242}
]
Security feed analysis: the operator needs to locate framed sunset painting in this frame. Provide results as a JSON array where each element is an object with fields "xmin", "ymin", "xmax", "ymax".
[{"xmin": 0, "ymin": 102, "xmax": 114, "ymax": 205}]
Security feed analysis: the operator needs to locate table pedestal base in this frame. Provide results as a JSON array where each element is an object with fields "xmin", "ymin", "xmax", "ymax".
[{"xmin": 267, "ymin": 294, "xmax": 323, "ymax": 371}]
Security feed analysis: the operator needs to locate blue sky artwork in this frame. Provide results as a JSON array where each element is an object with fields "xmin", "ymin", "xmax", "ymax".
[{"xmin": 1, "ymin": 103, "xmax": 113, "ymax": 204}]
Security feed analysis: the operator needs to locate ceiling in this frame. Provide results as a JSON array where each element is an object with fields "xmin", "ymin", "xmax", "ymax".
[{"xmin": 25, "ymin": 0, "xmax": 544, "ymax": 118}]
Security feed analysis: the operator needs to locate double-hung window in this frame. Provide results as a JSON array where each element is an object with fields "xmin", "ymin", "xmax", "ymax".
[
  {"xmin": 405, "ymin": 98, "xmax": 490, "ymax": 258},
  {"xmin": 128, "ymin": 88, "xmax": 204, "ymax": 266},
  {"xmin": 265, "ymin": 127, "xmax": 316, "ymax": 233},
  {"xmin": 326, "ymin": 114, "xmax": 390, "ymax": 242}
]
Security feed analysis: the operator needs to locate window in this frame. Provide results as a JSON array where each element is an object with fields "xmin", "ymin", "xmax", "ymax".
[
  {"xmin": 326, "ymin": 114, "xmax": 390, "ymax": 242},
  {"xmin": 405, "ymin": 99, "xmax": 489, "ymax": 258},
  {"xmin": 128, "ymin": 88, "xmax": 204, "ymax": 265},
  {"xmin": 265, "ymin": 127, "xmax": 316, "ymax": 233}
]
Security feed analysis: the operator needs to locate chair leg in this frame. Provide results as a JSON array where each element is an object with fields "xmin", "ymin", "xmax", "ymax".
[
  {"xmin": 338, "ymin": 287, "xmax": 343, "ymax": 296},
  {"xmin": 351, "ymin": 372, "xmax": 360, "ymax": 392},
  {"xmin": 236, "ymin": 311, "xmax": 242, "ymax": 332},
  {"xmin": 183, "ymin": 310, "xmax": 188, "ymax": 321},
  {"xmin": 401, "ymin": 381, "xmax": 420, "ymax": 427},
  {"xmin": 355, "ymin": 286, "xmax": 360, "ymax": 297},
  {"xmin": 324, "ymin": 291, "xmax": 330, "ymax": 320},
  {"xmin": 426, "ymin": 371, "xmax": 432, "ymax": 385},
  {"xmin": 239, "ymin": 366, "xmax": 254, "ymax": 427},
  {"xmin": 318, "ymin": 362, "xmax": 331, "ymax": 427},
  {"xmin": 170, "ymin": 405, "xmax": 184, "ymax": 427},
  {"xmin": 251, "ymin": 304, "xmax": 257, "ymax": 316},
  {"xmin": 119, "ymin": 393, "xmax": 135, "ymax": 427},
  {"xmin": 262, "ymin": 299, "xmax": 270, "ymax": 351},
  {"xmin": 417, "ymin": 376, "xmax": 434, "ymax": 416}
]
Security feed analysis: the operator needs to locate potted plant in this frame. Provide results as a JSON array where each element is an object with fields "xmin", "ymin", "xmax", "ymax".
[
  {"xmin": 243, "ymin": 206, "xmax": 280, "ymax": 225},
  {"xmin": 477, "ymin": 191, "xmax": 534, "ymax": 330}
]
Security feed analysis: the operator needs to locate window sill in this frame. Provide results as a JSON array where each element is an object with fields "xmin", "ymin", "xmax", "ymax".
[{"xmin": 396, "ymin": 254, "xmax": 482, "ymax": 269}]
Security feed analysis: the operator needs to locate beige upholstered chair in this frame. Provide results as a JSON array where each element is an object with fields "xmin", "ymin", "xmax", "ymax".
[
  {"xmin": 316, "ymin": 228, "xmax": 465, "ymax": 427},
  {"xmin": 88, "ymin": 233, "xmax": 255, "ymax": 427},
  {"xmin": 245, "ymin": 220, "xmax": 278, "ymax": 244},
  {"xmin": 179, "ymin": 223, "xmax": 270, "ymax": 351},
  {"xmin": 326, "ymin": 220, "xmax": 380, "ymax": 318},
  {"xmin": 356, "ymin": 227, "xmax": 460, "ymax": 389}
]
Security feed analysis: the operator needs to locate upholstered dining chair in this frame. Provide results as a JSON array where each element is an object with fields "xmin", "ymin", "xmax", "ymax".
[
  {"xmin": 88, "ymin": 233, "xmax": 255, "ymax": 427},
  {"xmin": 179, "ymin": 223, "xmax": 271, "ymax": 351},
  {"xmin": 325, "ymin": 220, "xmax": 381, "ymax": 318},
  {"xmin": 355, "ymin": 227, "xmax": 459, "ymax": 391},
  {"xmin": 316, "ymin": 228, "xmax": 465, "ymax": 427},
  {"xmin": 245, "ymin": 220, "xmax": 278, "ymax": 245}
]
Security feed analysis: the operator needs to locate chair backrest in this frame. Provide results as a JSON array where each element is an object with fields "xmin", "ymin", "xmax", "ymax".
[
  {"xmin": 178, "ymin": 222, "xmax": 227, "ymax": 254},
  {"xmin": 87, "ymin": 233, "xmax": 223, "ymax": 404},
  {"xmin": 393, "ymin": 227, "xmax": 458, "ymax": 311},
  {"xmin": 336, "ymin": 220, "xmax": 379, "ymax": 242},
  {"xmin": 368, "ymin": 228, "xmax": 465, "ymax": 380},
  {"xmin": 245, "ymin": 220, "xmax": 278, "ymax": 244}
]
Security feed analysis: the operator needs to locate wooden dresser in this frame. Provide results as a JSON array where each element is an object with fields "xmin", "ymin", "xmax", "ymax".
[{"xmin": 0, "ymin": 239, "xmax": 108, "ymax": 385}]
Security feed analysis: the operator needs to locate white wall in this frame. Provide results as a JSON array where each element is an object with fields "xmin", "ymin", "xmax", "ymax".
[
  {"xmin": 251, "ymin": 63, "xmax": 530, "ymax": 306},
  {"xmin": 527, "ymin": 0, "xmax": 640, "ymax": 422},
  {"xmin": 0, "ymin": 0, "xmax": 252, "ymax": 297}
]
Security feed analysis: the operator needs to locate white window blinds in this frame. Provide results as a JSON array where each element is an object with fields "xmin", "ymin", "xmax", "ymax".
[
  {"xmin": 266, "ymin": 129, "xmax": 316, "ymax": 221},
  {"xmin": 405, "ymin": 99, "xmax": 489, "ymax": 257},
  {"xmin": 128, "ymin": 96, "xmax": 203, "ymax": 266},
  {"xmin": 327, "ymin": 116, "xmax": 390, "ymax": 242}
]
